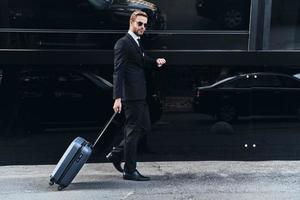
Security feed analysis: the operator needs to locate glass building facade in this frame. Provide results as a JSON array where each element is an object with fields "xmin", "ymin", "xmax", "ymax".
[{"xmin": 1, "ymin": 0, "xmax": 300, "ymax": 160}]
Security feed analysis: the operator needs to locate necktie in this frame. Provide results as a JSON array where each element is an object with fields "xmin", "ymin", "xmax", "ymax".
[{"xmin": 137, "ymin": 39, "xmax": 144, "ymax": 53}]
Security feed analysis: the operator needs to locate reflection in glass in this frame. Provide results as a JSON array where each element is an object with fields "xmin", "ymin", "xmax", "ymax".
[
  {"xmin": 268, "ymin": 0, "xmax": 300, "ymax": 49},
  {"xmin": 0, "ymin": 0, "xmax": 253, "ymax": 30},
  {"xmin": 195, "ymin": 0, "xmax": 251, "ymax": 30},
  {"xmin": 193, "ymin": 72, "xmax": 300, "ymax": 122},
  {"xmin": 2, "ymin": 0, "xmax": 165, "ymax": 30},
  {"xmin": 0, "ymin": 0, "xmax": 252, "ymax": 50}
]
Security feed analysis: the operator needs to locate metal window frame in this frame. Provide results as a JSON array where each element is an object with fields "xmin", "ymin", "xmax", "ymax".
[
  {"xmin": 0, "ymin": 49, "xmax": 300, "ymax": 67},
  {"xmin": 248, "ymin": 0, "xmax": 272, "ymax": 50}
]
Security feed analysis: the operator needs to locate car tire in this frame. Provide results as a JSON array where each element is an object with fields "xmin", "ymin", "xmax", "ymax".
[
  {"xmin": 221, "ymin": 6, "xmax": 246, "ymax": 29},
  {"xmin": 217, "ymin": 105, "xmax": 237, "ymax": 122},
  {"xmin": 210, "ymin": 121, "xmax": 234, "ymax": 135}
]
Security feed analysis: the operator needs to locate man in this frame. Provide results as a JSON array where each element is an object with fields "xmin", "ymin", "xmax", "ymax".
[{"xmin": 106, "ymin": 10, "xmax": 166, "ymax": 181}]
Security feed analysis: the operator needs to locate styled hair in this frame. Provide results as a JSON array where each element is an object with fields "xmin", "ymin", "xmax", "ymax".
[{"xmin": 129, "ymin": 10, "xmax": 148, "ymax": 23}]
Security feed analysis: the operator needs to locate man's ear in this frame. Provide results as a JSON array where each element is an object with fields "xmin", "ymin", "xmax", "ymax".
[{"xmin": 129, "ymin": 20, "xmax": 134, "ymax": 27}]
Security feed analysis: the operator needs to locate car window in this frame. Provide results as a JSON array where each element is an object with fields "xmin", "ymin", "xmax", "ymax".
[
  {"xmin": 278, "ymin": 76, "xmax": 300, "ymax": 88},
  {"xmin": 19, "ymin": 71, "xmax": 52, "ymax": 98},
  {"xmin": 235, "ymin": 76, "xmax": 252, "ymax": 88},
  {"xmin": 219, "ymin": 76, "xmax": 251, "ymax": 88},
  {"xmin": 56, "ymin": 72, "xmax": 86, "ymax": 83},
  {"xmin": 53, "ymin": 71, "xmax": 93, "ymax": 99},
  {"xmin": 252, "ymin": 74, "xmax": 282, "ymax": 88},
  {"xmin": 20, "ymin": 72, "xmax": 51, "ymax": 83}
]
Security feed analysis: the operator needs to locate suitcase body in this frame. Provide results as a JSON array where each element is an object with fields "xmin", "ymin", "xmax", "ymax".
[
  {"xmin": 49, "ymin": 112, "xmax": 117, "ymax": 191},
  {"xmin": 49, "ymin": 137, "xmax": 92, "ymax": 190}
]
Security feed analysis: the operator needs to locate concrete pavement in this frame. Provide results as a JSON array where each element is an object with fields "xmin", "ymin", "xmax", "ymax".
[{"xmin": 1, "ymin": 161, "xmax": 300, "ymax": 200}]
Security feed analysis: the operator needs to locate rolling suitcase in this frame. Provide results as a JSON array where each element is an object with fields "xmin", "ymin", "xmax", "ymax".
[{"xmin": 49, "ymin": 112, "xmax": 117, "ymax": 191}]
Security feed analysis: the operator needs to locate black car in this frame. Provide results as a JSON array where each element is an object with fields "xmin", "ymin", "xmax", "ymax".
[
  {"xmin": 15, "ymin": 69, "xmax": 162, "ymax": 132},
  {"xmin": 193, "ymin": 72, "xmax": 300, "ymax": 122},
  {"xmin": 195, "ymin": 0, "xmax": 251, "ymax": 29}
]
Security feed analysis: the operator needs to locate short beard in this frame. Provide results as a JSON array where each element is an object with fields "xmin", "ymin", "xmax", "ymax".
[{"xmin": 134, "ymin": 30, "xmax": 143, "ymax": 36}]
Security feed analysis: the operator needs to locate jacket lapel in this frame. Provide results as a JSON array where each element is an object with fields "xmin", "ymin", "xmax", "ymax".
[{"xmin": 126, "ymin": 33, "xmax": 143, "ymax": 57}]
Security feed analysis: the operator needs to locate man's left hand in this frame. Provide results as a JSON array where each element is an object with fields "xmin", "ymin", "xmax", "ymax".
[{"xmin": 156, "ymin": 58, "xmax": 166, "ymax": 67}]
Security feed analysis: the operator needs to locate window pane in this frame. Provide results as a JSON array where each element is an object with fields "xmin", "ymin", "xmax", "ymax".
[
  {"xmin": 268, "ymin": 0, "xmax": 300, "ymax": 50},
  {"xmin": 0, "ymin": 0, "xmax": 251, "ymax": 31},
  {"xmin": 252, "ymin": 75, "xmax": 281, "ymax": 87},
  {"xmin": 0, "ymin": 0, "xmax": 251, "ymax": 50}
]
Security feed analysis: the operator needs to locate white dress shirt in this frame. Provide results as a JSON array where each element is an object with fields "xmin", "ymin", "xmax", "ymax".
[{"xmin": 128, "ymin": 30, "xmax": 140, "ymax": 47}]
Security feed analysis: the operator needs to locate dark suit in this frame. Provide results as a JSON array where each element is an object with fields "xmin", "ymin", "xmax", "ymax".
[{"xmin": 112, "ymin": 33, "xmax": 156, "ymax": 173}]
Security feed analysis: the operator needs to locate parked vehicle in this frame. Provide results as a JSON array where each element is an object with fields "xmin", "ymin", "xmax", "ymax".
[
  {"xmin": 193, "ymin": 72, "xmax": 300, "ymax": 122},
  {"xmin": 15, "ymin": 69, "xmax": 162, "ymax": 132},
  {"xmin": 195, "ymin": 0, "xmax": 251, "ymax": 29}
]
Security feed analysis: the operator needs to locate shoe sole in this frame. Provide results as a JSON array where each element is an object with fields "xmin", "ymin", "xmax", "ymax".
[{"xmin": 123, "ymin": 176, "xmax": 150, "ymax": 181}]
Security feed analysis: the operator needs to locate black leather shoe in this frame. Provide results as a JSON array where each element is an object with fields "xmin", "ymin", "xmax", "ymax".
[
  {"xmin": 123, "ymin": 170, "xmax": 150, "ymax": 181},
  {"xmin": 106, "ymin": 152, "xmax": 123, "ymax": 173}
]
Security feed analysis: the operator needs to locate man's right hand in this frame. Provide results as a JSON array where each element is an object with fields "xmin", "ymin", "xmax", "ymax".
[{"xmin": 113, "ymin": 98, "xmax": 122, "ymax": 113}]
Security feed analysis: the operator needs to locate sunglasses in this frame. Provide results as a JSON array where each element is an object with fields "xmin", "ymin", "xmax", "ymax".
[{"xmin": 136, "ymin": 21, "xmax": 148, "ymax": 28}]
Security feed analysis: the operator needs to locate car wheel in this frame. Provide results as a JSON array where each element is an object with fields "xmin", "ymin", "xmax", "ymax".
[
  {"xmin": 217, "ymin": 105, "xmax": 237, "ymax": 122},
  {"xmin": 222, "ymin": 6, "xmax": 245, "ymax": 29},
  {"xmin": 210, "ymin": 121, "xmax": 234, "ymax": 135}
]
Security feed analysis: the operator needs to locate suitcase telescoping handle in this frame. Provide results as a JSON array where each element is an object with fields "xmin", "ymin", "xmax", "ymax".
[{"xmin": 92, "ymin": 112, "xmax": 118, "ymax": 148}]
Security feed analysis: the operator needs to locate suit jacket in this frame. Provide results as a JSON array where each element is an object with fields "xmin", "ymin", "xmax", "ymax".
[{"xmin": 113, "ymin": 33, "xmax": 156, "ymax": 101}]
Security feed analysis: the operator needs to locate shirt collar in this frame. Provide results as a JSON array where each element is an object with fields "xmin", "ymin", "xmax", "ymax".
[{"xmin": 128, "ymin": 30, "xmax": 140, "ymax": 46}]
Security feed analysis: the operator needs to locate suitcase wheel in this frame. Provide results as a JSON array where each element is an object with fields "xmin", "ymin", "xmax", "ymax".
[
  {"xmin": 58, "ymin": 185, "xmax": 65, "ymax": 191},
  {"xmin": 49, "ymin": 181, "xmax": 54, "ymax": 186}
]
